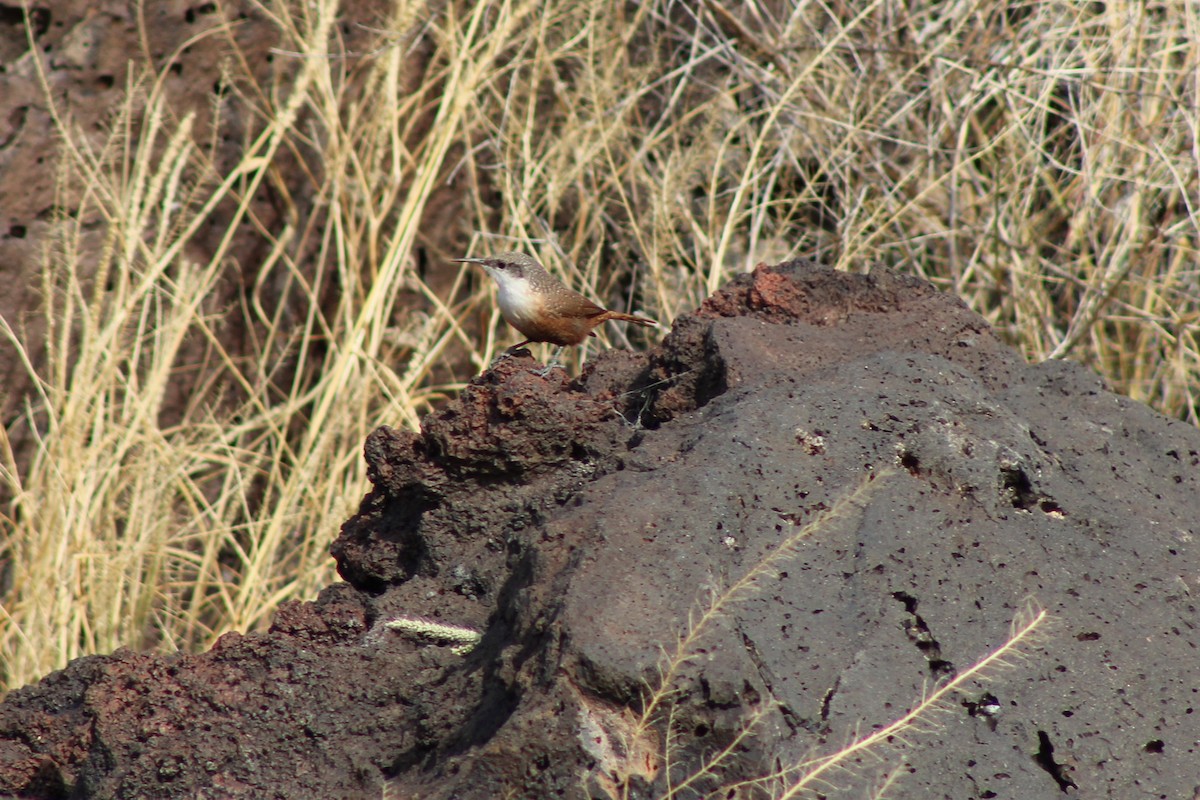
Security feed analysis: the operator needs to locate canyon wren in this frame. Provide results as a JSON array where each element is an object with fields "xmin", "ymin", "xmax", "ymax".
[{"xmin": 455, "ymin": 252, "xmax": 657, "ymax": 352}]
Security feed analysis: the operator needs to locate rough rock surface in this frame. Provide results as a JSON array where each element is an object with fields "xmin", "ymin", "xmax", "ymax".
[{"xmin": 2, "ymin": 260, "xmax": 1198, "ymax": 799}]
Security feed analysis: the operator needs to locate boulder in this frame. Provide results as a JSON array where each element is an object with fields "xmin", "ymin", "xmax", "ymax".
[{"xmin": 2, "ymin": 260, "xmax": 1196, "ymax": 799}]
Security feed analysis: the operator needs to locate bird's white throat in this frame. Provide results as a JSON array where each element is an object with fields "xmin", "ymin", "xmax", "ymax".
[{"xmin": 484, "ymin": 266, "xmax": 539, "ymax": 323}]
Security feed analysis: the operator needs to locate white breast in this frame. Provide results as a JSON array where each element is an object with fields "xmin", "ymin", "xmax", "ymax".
[{"xmin": 488, "ymin": 268, "xmax": 540, "ymax": 325}]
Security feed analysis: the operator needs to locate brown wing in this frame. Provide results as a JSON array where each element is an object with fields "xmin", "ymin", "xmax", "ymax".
[
  {"xmin": 531, "ymin": 290, "xmax": 656, "ymax": 346},
  {"xmin": 544, "ymin": 291, "xmax": 607, "ymax": 320}
]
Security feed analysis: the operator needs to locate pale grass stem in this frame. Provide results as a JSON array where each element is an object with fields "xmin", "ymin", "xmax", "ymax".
[
  {"xmin": 636, "ymin": 474, "xmax": 888, "ymax": 739},
  {"xmin": 769, "ymin": 602, "xmax": 1048, "ymax": 799},
  {"xmin": 611, "ymin": 474, "xmax": 887, "ymax": 800}
]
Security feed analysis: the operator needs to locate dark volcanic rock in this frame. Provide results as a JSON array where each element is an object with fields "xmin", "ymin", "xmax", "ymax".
[{"xmin": 2, "ymin": 260, "xmax": 1198, "ymax": 799}]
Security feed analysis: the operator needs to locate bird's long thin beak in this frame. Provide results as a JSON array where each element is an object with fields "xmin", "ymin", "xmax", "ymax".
[{"xmin": 453, "ymin": 257, "xmax": 484, "ymax": 265}]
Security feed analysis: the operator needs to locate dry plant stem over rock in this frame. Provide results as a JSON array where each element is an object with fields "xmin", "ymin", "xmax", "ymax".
[
  {"xmin": 628, "ymin": 473, "xmax": 1046, "ymax": 800},
  {"xmin": 771, "ymin": 605, "xmax": 1048, "ymax": 800},
  {"xmin": 638, "ymin": 473, "xmax": 887, "ymax": 737}
]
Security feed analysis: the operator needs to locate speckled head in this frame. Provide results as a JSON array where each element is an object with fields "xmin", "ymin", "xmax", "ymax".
[{"xmin": 454, "ymin": 252, "xmax": 548, "ymax": 285}]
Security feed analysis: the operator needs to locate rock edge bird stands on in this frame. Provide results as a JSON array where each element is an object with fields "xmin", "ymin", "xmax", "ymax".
[{"xmin": 456, "ymin": 252, "xmax": 657, "ymax": 354}]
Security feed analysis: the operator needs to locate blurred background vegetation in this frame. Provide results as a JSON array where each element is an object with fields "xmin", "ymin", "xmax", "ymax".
[{"xmin": 1, "ymin": 0, "xmax": 1196, "ymax": 694}]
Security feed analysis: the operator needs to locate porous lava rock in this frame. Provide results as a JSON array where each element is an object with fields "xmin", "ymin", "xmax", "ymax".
[{"xmin": 1, "ymin": 260, "xmax": 1198, "ymax": 799}]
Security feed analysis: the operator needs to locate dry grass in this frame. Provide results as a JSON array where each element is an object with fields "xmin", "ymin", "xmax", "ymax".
[{"xmin": 1, "ymin": 0, "xmax": 1196, "ymax": 698}]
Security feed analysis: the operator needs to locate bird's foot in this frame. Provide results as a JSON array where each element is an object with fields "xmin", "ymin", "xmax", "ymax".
[
  {"xmin": 530, "ymin": 346, "xmax": 567, "ymax": 378},
  {"xmin": 488, "ymin": 346, "xmax": 531, "ymax": 369},
  {"xmin": 531, "ymin": 361, "xmax": 566, "ymax": 378}
]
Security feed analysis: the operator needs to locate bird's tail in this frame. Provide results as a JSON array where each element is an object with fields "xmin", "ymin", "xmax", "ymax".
[{"xmin": 605, "ymin": 311, "xmax": 658, "ymax": 328}]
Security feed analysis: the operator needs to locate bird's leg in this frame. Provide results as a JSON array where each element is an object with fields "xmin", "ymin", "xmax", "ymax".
[
  {"xmin": 488, "ymin": 340, "xmax": 533, "ymax": 368},
  {"xmin": 531, "ymin": 346, "xmax": 566, "ymax": 378}
]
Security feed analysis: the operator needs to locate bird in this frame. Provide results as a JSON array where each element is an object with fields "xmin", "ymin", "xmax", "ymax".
[{"xmin": 455, "ymin": 252, "xmax": 657, "ymax": 357}]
